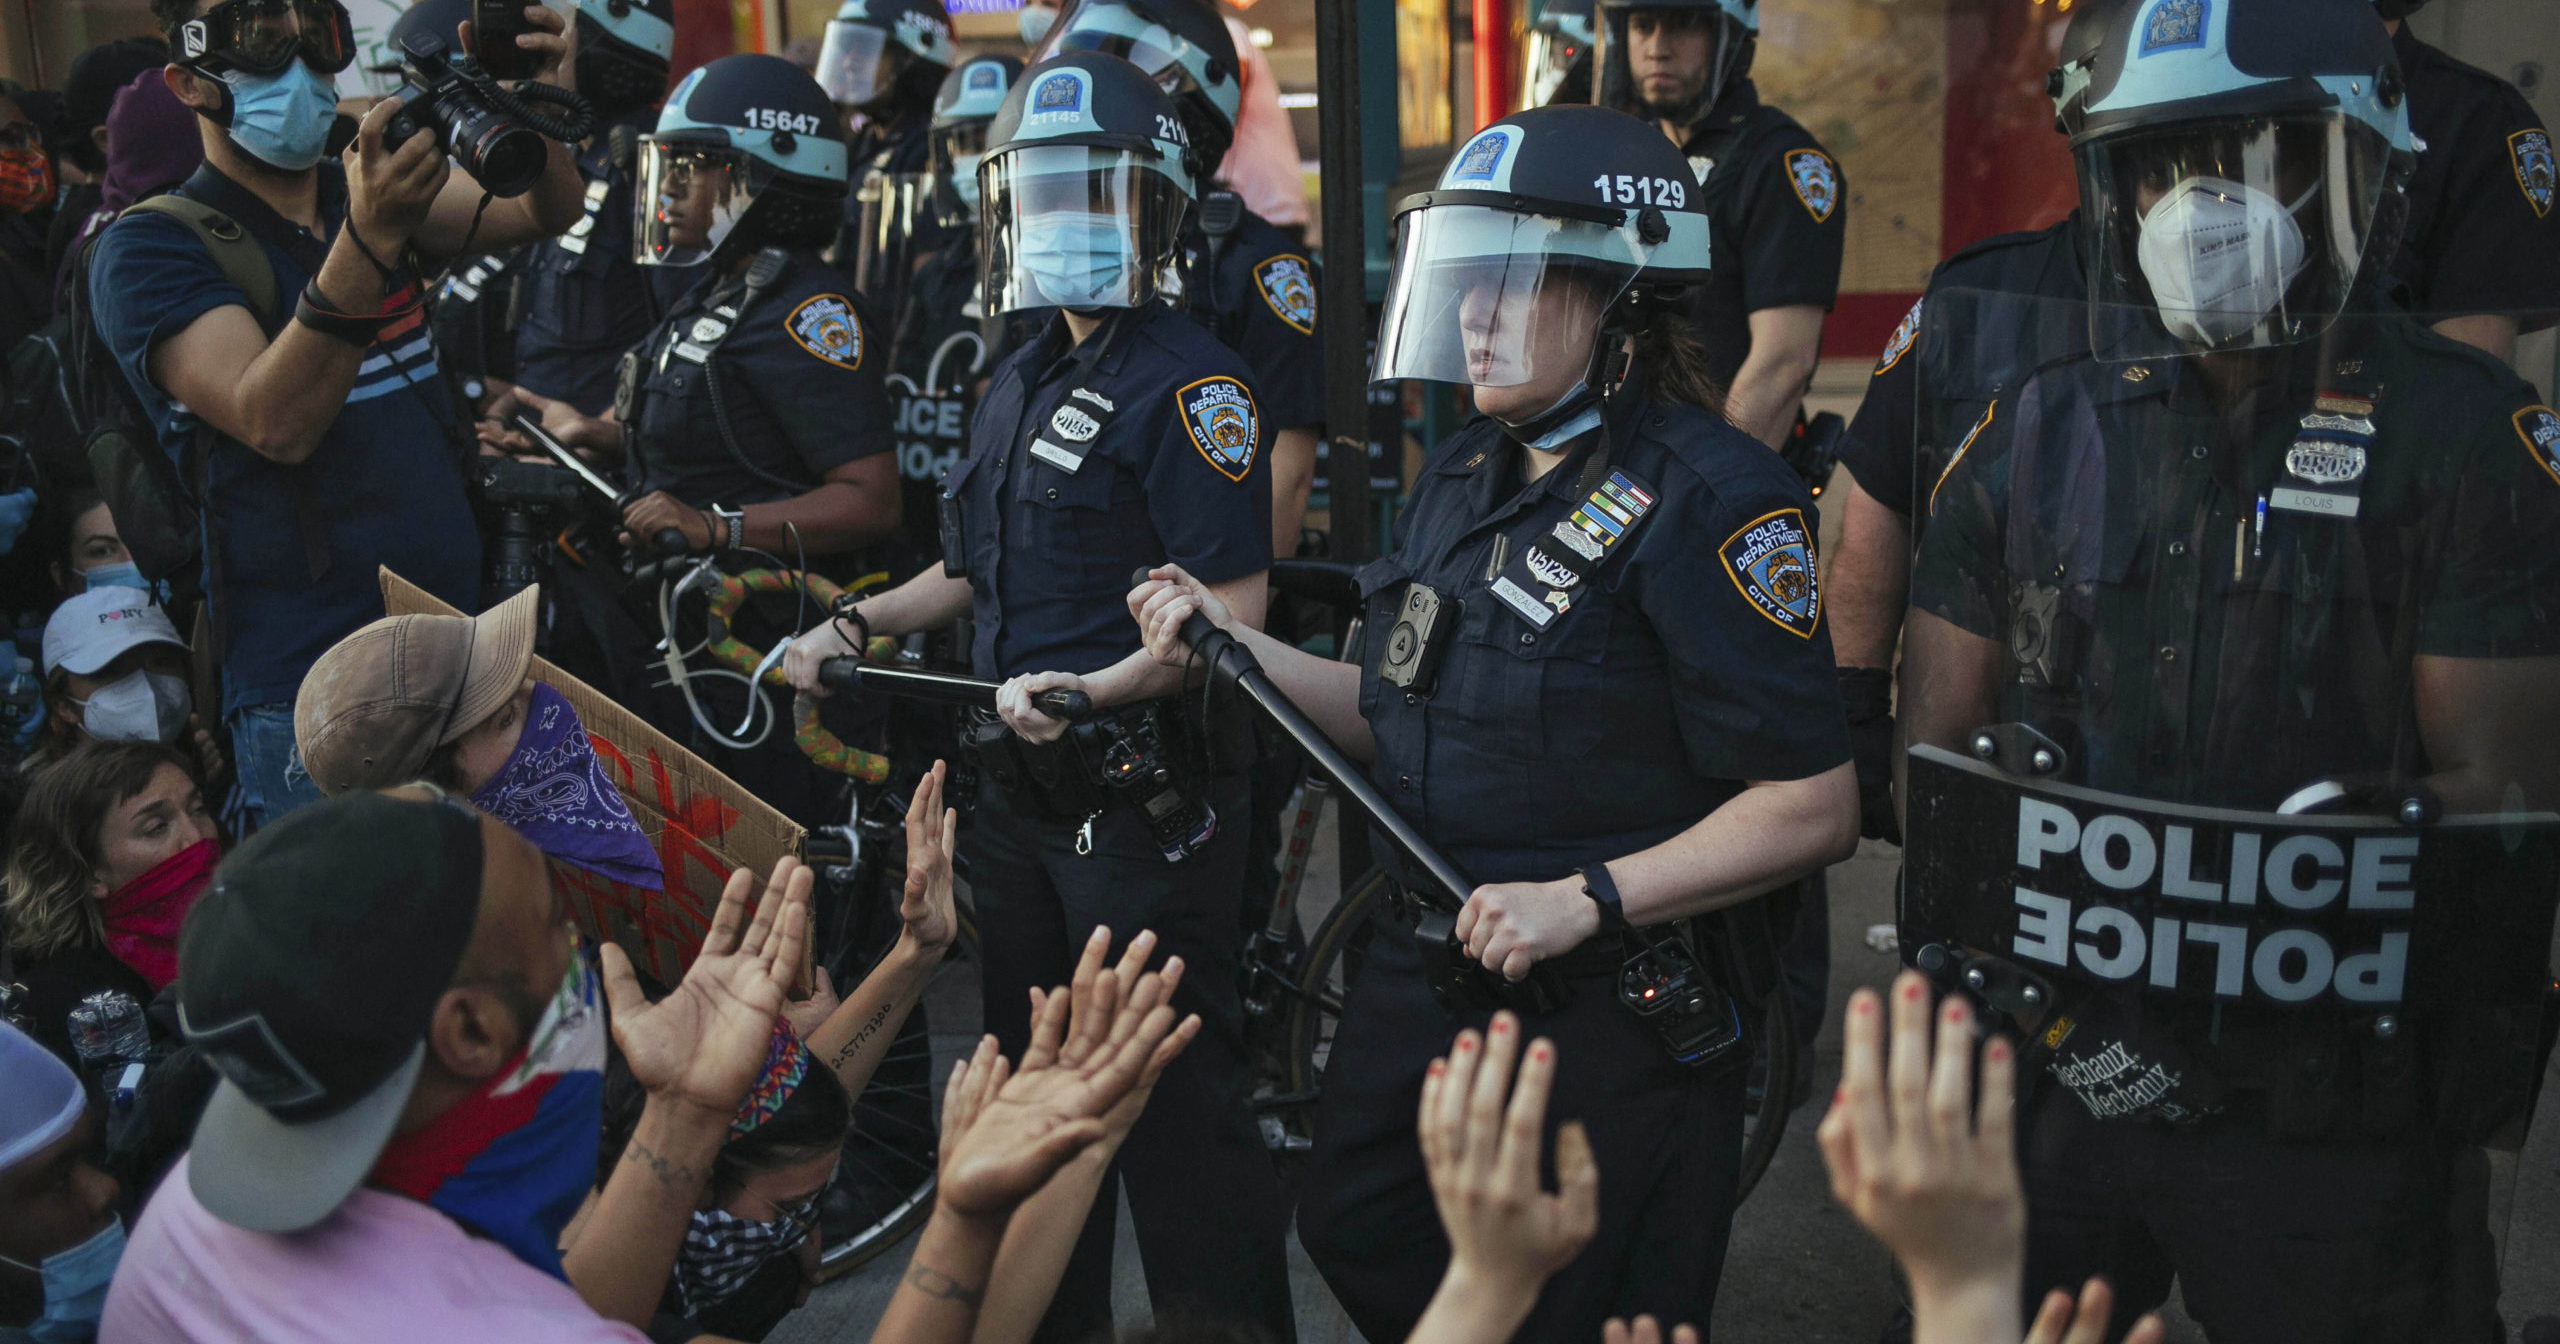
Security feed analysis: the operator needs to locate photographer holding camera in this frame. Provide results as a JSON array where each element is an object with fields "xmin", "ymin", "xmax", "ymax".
[{"xmin": 83, "ymin": 0, "xmax": 587, "ymax": 827}]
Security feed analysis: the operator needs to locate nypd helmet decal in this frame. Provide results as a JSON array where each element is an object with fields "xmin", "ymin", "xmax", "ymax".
[
  {"xmin": 1180, "ymin": 377, "xmax": 1260, "ymax": 482},
  {"xmin": 2139, "ymin": 0, "xmax": 2207, "ymax": 56}
]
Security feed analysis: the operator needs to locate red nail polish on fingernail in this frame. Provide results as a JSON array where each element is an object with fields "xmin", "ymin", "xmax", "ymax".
[
  {"xmin": 1531, "ymin": 1044, "xmax": 1550, "ymax": 1061},
  {"xmin": 1902, "ymin": 981, "xmax": 1924, "ymax": 1000},
  {"xmin": 1987, "ymin": 1040, "xmax": 2011, "ymax": 1062},
  {"xmin": 1852, "ymin": 998, "xmax": 1872, "ymax": 1016}
]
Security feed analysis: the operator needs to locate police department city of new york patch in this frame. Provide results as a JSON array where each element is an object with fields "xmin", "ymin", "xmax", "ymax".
[
  {"xmin": 1874, "ymin": 297, "xmax": 1922, "ymax": 376},
  {"xmin": 2513, "ymin": 129, "xmax": 2556, "ymax": 220},
  {"xmin": 1721, "ymin": 508, "xmax": 1822, "ymax": 639},
  {"xmin": 2517, "ymin": 404, "xmax": 2560, "ymax": 489},
  {"xmin": 786, "ymin": 293, "xmax": 863, "ymax": 369},
  {"xmin": 1255, "ymin": 254, "xmax": 1318, "ymax": 336},
  {"xmin": 1786, "ymin": 149, "xmax": 1838, "ymax": 223},
  {"xmin": 1179, "ymin": 377, "xmax": 1260, "ymax": 482}
]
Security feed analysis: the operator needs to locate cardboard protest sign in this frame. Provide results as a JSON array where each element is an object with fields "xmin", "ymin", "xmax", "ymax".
[{"xmin": 380, "ymin": 568, "xmax": 805, "ymax": 986}]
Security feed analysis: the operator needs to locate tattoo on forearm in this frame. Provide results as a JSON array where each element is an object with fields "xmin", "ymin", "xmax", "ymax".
[
  {"xmin": 829, "ymin": 1000, "xmax": 897, "ymax": 1070},
  {"xmin": 903, "ymin": 1263, "xmax": 984, "ymax": 1308},
  {"xmin": 619, "ymin": 1138, "xmax": 703, "ymax": 1191}
]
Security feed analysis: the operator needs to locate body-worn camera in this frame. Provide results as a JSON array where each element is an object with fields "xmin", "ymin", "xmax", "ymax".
[
  {"xmin": 382, "ymin": 33, "xmax": 593, "ymax": 198},
  {"xmin": 1379, "ymin": 582, "xmax": 1456, "ymax": 694},
  {"xmin": 1621, "ymin": 931, "xmax": 1746, "ymax": 1069}
]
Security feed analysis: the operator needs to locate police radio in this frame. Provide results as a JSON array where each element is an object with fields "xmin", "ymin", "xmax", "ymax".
[{"xmin": 1619, "ymin": 928, "xmax": 1747, "ymax": 1069}]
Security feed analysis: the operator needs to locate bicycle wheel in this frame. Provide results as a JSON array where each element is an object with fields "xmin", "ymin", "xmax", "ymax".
[
  {"xmin": 1278, "ymin": 865, "xmax": 1395, "ymax": 1123},
  {"xmin": 1734, "ymin": 980, "xmax": 1794, "ymax": 1206},
  {"xmin": 814, "ymin": 907, "xmax": 982, "ymax": 1279}
]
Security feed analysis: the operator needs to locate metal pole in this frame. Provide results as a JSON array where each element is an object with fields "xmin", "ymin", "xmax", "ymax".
[
  {"xmin": 1472, "ymin": 0, "xmax": 1514, "ymax": 129},
  {"xmin": 1313, "ymin": 0, "xmax": 1373, "ymax": 566}
]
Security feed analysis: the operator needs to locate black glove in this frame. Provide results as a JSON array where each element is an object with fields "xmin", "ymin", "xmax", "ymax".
[{"xmin": 1837, "ymin": 666, "xmax": 1899, "ymax": 844}]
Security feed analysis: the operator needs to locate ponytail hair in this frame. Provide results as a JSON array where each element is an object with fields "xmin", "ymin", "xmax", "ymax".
[{"xmin": 1629, "ymin": 303, "xmax": 1728, "ymax": 420}]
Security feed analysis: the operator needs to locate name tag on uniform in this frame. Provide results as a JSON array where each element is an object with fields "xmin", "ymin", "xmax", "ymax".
[
  {"xmin": 1488, "ymin": 469, "xmax": 1657, "ymax": 629},
  {"xmin": 1029, "ymin": 438, "xmax": 1087, "ymax": 473},
  {"xmin": 2270, "ymin": 487, "xmax": 2359, "ymax": 518}
]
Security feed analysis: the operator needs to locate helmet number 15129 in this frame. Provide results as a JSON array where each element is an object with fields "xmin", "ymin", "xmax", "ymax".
[{"xmin": 1596, "ymin": 174, "xmax": 1685, "ymax": 208}]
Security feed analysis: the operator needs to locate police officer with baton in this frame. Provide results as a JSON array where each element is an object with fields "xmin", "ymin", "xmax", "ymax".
[{"xmin": 1133, "ymin": 104, "xmax": 1855, "ymax": 1340}]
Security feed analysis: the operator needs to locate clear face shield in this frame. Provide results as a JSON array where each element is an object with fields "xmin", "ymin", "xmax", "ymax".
[
  {"xmin": 635, "ymin": 139, "xmax": 770, "ymax": 267},
  {"xmin": 1032, "ymin": 2, "xmax": 1197, "ymax": 97},
  {"xmin": 1523, "ymin": 25, "xmax": 1591, "ymax": 108},
  {"xmin": 1372, "ymin": 205, "xmax": 1639, "ymax": 424},
  {"xmin": 2077, "ymin": 112, "xmax": 2397, "ymax": 361},
  {"xmin": 931, "ymin": 119, "xmax": 991, "ymax": 223},
  {"xmin": 977, "ymin": 143, "xmax": 1187, "ymax": 313},
  {"xmin": 816, "ymin": 20, "xmax": 891, "ymax": 105},
  {"xmin": 851, "ymin": 168, "xmax": 932, "ymax": 298}
]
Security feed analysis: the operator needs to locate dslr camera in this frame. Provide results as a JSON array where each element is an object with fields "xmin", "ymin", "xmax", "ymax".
[{"xmin": 381, "ymin": 32, "xmax": 592, "ymax": 198}]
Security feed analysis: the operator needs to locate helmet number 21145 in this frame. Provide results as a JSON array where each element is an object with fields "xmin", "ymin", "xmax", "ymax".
[{"xmin": 1595, "ymin": 174, "xmax": 1685, "ymax": 208}]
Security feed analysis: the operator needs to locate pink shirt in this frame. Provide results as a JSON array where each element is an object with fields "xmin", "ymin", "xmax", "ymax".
[{"xmin": 101, "ymin": 1155, "xmax": 648, "ymax": 1344}]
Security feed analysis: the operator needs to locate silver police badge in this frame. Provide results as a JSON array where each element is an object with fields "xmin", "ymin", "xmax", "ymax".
[
  {"xmin": 1051, "ymin": 405, "xmax": 1102, "ymax": 442},
  {"xmin": 1550, "ymin": 519, "xmax": 1603, "ymax": 562},
  {"xmin": 1524, "ymin": 547, "xmax": 1579, "ymax": 590},
  {"xmin": 2285, "ymin": 440, "xmax": 2367, "ymax": 487}
]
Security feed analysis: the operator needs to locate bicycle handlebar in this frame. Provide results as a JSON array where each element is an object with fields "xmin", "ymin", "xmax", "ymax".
[{"xmin": 816, "ymin": 658, "xmax": 1094, "ymax": 722}]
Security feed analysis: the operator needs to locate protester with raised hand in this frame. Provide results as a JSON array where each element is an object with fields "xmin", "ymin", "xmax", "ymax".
[
  {"xmin": 874, "ymin": 941, "xmax": 1197, "ymax": 1344},
  {"xmin": 1815, "ymin": 971, "xmax": 2160, "ymax": 1344},
  {"xmin": 97, "ymin": 788, "xmax": 807, "ymax": 1344},
  {"xmin": 1404, "ymin": 1011, "xmax": 1598, "ymax": 1344},
  {"xmin": 1602, "ymin": 1320, "xmax": 1698, "ymax": 1344},
  {"xmin": 970, "ymin": 926, "xmax": 1199, "ymax": 1344}
]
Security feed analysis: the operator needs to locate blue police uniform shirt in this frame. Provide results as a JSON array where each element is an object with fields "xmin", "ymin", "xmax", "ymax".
[
  {"xmin": 87, "ymin": 161, "xmax": 481, "ymax": 715},
  {"xmin": 1180, "ymin": 206, "xmax": 1323, "ymax": 432},
  {"xmin": 1356, "ymin": 387, "xmax": 1850, "ymax": 886},
  {"xmin": 1835, "ymin": 216, "xmax": 2086, "ymax": 524},
  {"xmin": 514, "ymin": 114, "xmax": 663, "ymax": 414},
  {"xmin": 627, "ymin": 249, "xmax": 893, "ymax": 508},
  {"xmin": 947, "ymin": 303, "xmax": 1273, "ymax": 680},
  {"xmin": 1678, "ymin": 79, "xmax": 1848, "ymax": 389}
]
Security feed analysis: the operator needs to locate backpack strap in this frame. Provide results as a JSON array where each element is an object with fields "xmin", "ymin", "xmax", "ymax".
[{"xmin": 121, "ymin": 196, "xmax": 279, "ymax": 325}]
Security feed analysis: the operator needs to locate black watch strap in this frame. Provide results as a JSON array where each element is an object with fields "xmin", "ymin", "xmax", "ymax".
[{"xmin": 1579, "ymin": 863, "xmax": 1630, "ymax": 935}]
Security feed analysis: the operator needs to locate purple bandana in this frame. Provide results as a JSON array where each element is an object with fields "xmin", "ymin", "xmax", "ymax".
[{"xmin": 472, "ymin": 683, "xmax": 665, "ymax": 891}]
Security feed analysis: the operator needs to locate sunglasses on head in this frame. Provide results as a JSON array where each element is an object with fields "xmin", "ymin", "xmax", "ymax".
[{"xmin": 177, "ymin": 0, "xmax": 357, "ymax": 77}]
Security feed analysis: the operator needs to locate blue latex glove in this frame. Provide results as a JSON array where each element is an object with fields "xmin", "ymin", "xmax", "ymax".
[{"xmin": 0, "ymin": 488, "xmax": 38, "ymax": 556}]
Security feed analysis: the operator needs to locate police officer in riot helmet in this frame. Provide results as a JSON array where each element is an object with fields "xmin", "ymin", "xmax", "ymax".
[
  {"xmin": 783, "ymin": 52, "xmax": 1292, "ymax": 1344},
  {"xmin": 888, "ymin": 54, "xmax": 1024, "ymax": 387},
  {"xmin": 1899, "ymin": 0, "xmax": 2560, "ymax": 1337},
  {"xmin": 1827, "ymin": 0, "xmax": 2112, "ymax": 846},
  {"xmin": 2361, "ymin": 0, "xmax": 2560, "ymax": 363},
  {"xmin": 498, "ymin": 0, "xmax": 681, "ymax": 417},
  {"xmin": 516, "ymin": 54, "xmax": 898, "ymax": 566},
  {"xmin": 1028, "ymin": 0, "xmax": 1325, "ymax": 555},
  {"xmin": 1592, "ymin": 0, "xmax": 1844, "ymax": 453},
  {"xmin": 820, "ymin": 0, "xmax": 955, "ymax": 273},
  {"xmin": 1526, "ymin": 0, "xmax": 1597, "ymax": 108},
  {"xmin": 1135, "ymin": 105, "xmax": 1857, "ymax": 1340}
]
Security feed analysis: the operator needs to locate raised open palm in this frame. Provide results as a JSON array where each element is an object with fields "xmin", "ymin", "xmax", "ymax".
[{"xmin": 601, "ymin": 857, "xmax": 813, "ymax": 1117}]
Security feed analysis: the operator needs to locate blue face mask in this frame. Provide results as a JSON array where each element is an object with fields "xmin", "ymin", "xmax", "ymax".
[
  {"xmin": 219, "ymin": 61, "xmax": 339, "ymax": 172},
  {"xmin": 1018, "ymin": 211, "xmax": 1130, "ymax": 309},
  {"xmin": 0, "ymin": 1216, "xmax": 125, "ymax": 1343},
  {"xmin": 80, "ymin": 561, "xmax": 145, "ymax": 594},
  {"xmin": 949, "ymin": 153, "xmax": 981, "ymax": 215}
]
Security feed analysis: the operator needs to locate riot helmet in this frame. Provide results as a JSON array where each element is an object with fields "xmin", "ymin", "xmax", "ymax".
[
  {"xmin": 636, "ymin": 54, "xmax": 849, "ymax": 266},
  {"xmin": 816, "ymin": 0, "xmax": 955, "ymax": 112},
  {"xmin": 977, "ymin": 52, "xmax": 1193, "ymax": 313},
  {"xmin": 2048, "ymin": 0, "xmax": 2129, "ymax": 136},
  {"xmin": 2068, "ymin": 0, "xmax": 2413, "ymax": 359},
  {"xmin": 1373, "ymin": 106, "xmax": 1713, "ymax": 447},
  {"xmin": 1525, "ymin": 0, "xmax": 1597, "ymax": 109},
  {"xmin": 1027, "ymin": 0, "xmax": 1241, "ymax": 171},
  {"xmin": 931, "ymin": 55, "xmax": 1021, "ymax": 221},
  {"xmin": 1593, "ymin": 0, "xmax": 1757, "ymax": 130},
  {"xmin": 572, "ymin": 0, "xmax": 676, "ymax": 122}
]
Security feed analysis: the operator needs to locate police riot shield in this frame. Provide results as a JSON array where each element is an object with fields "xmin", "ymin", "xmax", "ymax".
[
  {"xmin": 850, "ymin": 169, "xmax": 932, "ymax": 321},
  {"xmin": 1895, "ymin": 288, "xmax": 2560, "ymax": 1139}
]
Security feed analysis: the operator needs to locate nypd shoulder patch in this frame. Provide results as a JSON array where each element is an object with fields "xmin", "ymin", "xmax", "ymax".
[
  {"xmin": 786, "ymin": 293, "xmax": 863, "ymax": 369},
  {"xmin": 1179, "ymin": 377, "xmax": 1259, "ymax": 482},
  {"xmin": 1874, "ymin": 298, "xmax": 1923, "ymax": 376},
  {"xmin": 1721, "ymin": 507, "xmax": 1821, "ymax": 639},
  {"xmin": 1254, "ymin": 254, "xmax": 1318, "ymax": 336},
  {"xmin": 1785, "ymin": 149, "xmax": 1838, "ymax": 223},
  {"xmin": 2516, "ymin": 404, "xmax": 2560, "ymax": 489},
  {"xmin": 2512, "ymin": 129, "xmax": 2555, "ymax": 220}
]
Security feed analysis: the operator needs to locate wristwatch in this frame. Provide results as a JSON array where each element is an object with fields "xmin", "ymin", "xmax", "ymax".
[
  {"xmin": 1578, "ymin": 863, "xmax": 1631, "ymax": 936},
  {"xmin": 708, "ymin": 503, "xmax": 746, "ymax": 553}
]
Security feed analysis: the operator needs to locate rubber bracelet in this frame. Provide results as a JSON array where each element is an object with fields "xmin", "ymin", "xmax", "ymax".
[
  {"xmin": 1579, "ymin": 862, "xmax": 1631, "ymax": 935},
  {"xmin": 293, "ymin": 284, "xmax": 382, "ymax": 346}
]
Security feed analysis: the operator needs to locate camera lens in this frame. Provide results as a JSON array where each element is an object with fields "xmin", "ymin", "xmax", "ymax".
[{"xmin": 466, "ymin": 121, "xmax": 549, "ymax": 197}]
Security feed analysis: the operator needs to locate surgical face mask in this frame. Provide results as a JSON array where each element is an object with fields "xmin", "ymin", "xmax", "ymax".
[
  {"xmin": 72, "ymin": 669, "xmax": 191, "ymax": 744},
  {"xmin": 0, "ymin": 1216, "xmax": 125, "ymax": 1343},
  {"xmin": 1017, "ymin": 3, "xmax": 1056, "ymax": 47},
  {"xmin": 2134, "ymin": 175, "xmax": 2312, "ymax": 347},
  {"xmin": 81, "ymin": 561, "xmax": 146, "ymax": 594},
  {"xmin": 949, "ymin": 152, "xmax": 981, "ymax": 213},
  {"xmin": 217, "ymin": 61, "xmax": 339, "ymax": 172},
  {"xmin": 1018, "ymin": 211, "xmax": 1131, "ymax": 309},
  {"xmin": 1512, "ymin": 399, "xmax": 1602, "ymax": 450}
]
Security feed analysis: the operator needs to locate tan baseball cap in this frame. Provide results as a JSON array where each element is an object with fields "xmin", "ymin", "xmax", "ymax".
[{"xmin": 293, "ymin": 584, "xmax": 540, "ymax": 796}]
